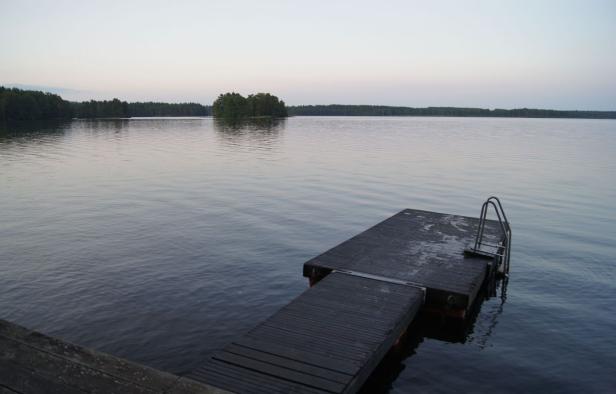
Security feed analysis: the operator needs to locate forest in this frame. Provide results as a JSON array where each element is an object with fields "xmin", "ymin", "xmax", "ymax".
[
  {"xmin": 3, "ymin": 86, "xmax": 615, "ymax": 121},
  {"xmin": 72, "ymin": 99, "xmax": 130, "ymax": 118},
  {"xmin": 287, "ymin": 105, "xmax": 616, "ymax": 119},
  {"xmin": 128, "ymin": 102, "xmax": 210, "ymax": 117},
  {"xmin": 0, "ymin": 87, "xmax": 73, "ymax": 120},
  {"xmin": 0, "ymin": 87, "xmax": 210, "ymax": 120},
  {"xmin": 72, "ymin": 100, "xmax": 211, "ymax": 118},
  {"xmin": 212, "ymin": 92, "xmax": 287, "ymax": 119}
]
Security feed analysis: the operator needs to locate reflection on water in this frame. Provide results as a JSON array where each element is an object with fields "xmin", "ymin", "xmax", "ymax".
[
  {"xmin": 77, "ymin": 118, "xmax": 131, "ymax": 134},
  {"xmin": 0, "ymin": 120, "xmax": 70, "ymax": 143},
  {"xmin": 213, "ymin": 117, "xmax": 285, "ymax": 150},
  {"xmin": 213, "ymin": 117, "xmax": 286, "ymax": 133},
  {"xmin": 1, "ymin": 117, "xmax": 616, "ymax": 392},
  {"xmin": 362, "ymin": 276, "xmax": 509, "ymax": 393}
]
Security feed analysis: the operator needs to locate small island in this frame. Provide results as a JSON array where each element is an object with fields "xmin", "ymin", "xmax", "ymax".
[{"xmin": 212, "ymin": 92, "xmax": 288, "ymax": 119}]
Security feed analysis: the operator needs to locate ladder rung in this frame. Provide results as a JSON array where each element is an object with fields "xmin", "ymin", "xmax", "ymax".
[
  {"xmin": 475, "ymin": 250, "xmax": 505, "ymax": 257},
  {"xmin": 466, "ymin": 248, "xmax": 505, "ymax": 258},
  {"xmin": 478, "ymin": 242, "xmax": 504, "ymax": 248}
]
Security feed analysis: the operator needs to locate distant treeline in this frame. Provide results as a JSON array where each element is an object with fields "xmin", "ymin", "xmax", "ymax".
[
  {"xmin": 3, "ymin": 86, "xmax": 615, "ymax": 121},
  {"xmin": 212, "ymin": 92, "xmax": 287, "ymax": 119},
  {"xmin": 72, "ymin": 100, "xmax": 211, "ymax": 118},
  {"xmin": 0, "ymin": 87, "xmax": 73, "ymax": 120},
  {"xmin": 72, "ymin": 99, "xmax": 130, "ymax": 118},
  {"xmin": 0, "ymin": 87, "xmax": 210, "ymax": 120},
  {"xmin": 128, "ymin": 102, "xmax": 210, "ymax": 117},
  {"xmin": 288, "ymin": 105, "xmax": 616, "ymax": 119}
]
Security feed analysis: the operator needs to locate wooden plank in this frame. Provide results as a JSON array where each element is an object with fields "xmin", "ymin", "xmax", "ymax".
[
  {"xmin": 190, "ymin": 272, "xmax": 424, "ymax": 393},
  {"xmin": 259, "ymin": 320, "xmax": 385, "ymax": 344},
  {"xmin": 265, "ymin": 313, "xmax": 390, "ymax": 340},
  {"xmin": 274, "ymin": 306, "xmax": 397, "ymax": 329},
  {"xmin": 213, "ymin": 351, "xmax": 346, "ymax": 392},
  {"xmin": 191, "ymin": 366, "xmax": 280, "ymax": 394},
  {"xmin": 292, "ymin": 288, "xmax": 413, "ymax": 306},
  {"xmin": 166, "ymin": 378, "xmax": 230, "ymax": 394},
  {"xmin": 233, "ymin": 338, "xmax": 360, "ymax": 375},
  {"xmin": 286, "ymin": 294, "xmax": 410, "ymax": 316},
  {"xmin": 268, "ymin": 300, "xmax": 397, "ymax": 328},
  {"xmin": 245, "ymin": 326, "xmax": 371, "ymax": 361},
  {"xmin": 280, "ymin": 302, "xmax": 404, "ymax": 324},
  {"xmin": 243, "ymin": 330, "xmax": 368, "ymax": 362},
  {"xmin": 247, "ymin": 327, "xmax": 375, "ymax": 358},
  {"xmin": 192, "ymin": 360, "xmax": 328, "ymax": 394},
  {"xmin": 224, "ymin": 344, "xmax": 351, "ymax": 383}
]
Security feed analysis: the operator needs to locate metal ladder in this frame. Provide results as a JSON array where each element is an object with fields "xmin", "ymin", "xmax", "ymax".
[{"xmin": 464, "ymin": 196, "xmax": 512, "ymax": 276}]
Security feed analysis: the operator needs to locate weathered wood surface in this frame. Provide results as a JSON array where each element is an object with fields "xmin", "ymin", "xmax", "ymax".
[
  {"xmin": 189, "ymin": 272, "xmax": 424, "ymax": 393},
  {"xmin": 304, "ymin": 209, "xmax": 503, "ymax": 312},
  {"xmin": 0, "ymin": 319, "xmax": 228, "ymax": 394}
]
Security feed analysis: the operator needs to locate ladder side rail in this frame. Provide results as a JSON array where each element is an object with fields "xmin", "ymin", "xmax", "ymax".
[
  {"xmin": 487, "ymin": 196, "xmax": 511, "ymax": 233},
  {"xmin": 488, "ymin": 196, "xmax": 512, "ymax": 274},
  {"xmin": 480, "ymin": 201, "xmax": 507, "ymax": 249},
  {"xmin": 487, "ymin": 197, "xmax": 512, "ymax": 275},
  {"xmin": 486, "ymin": 200, "xmax": 510, "ymax": 277},
  {"xmin": 474, "ymin": 201, "xmax": 489, "ymax": 251}
]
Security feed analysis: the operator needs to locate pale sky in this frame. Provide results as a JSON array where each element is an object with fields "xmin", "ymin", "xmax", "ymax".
[{"xmin": 1, "ymin": 0, "xmax": 615, "ymax": 109}]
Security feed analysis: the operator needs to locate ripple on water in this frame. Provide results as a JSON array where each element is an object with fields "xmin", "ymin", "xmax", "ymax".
[{"xmin": 1, "ymin": 117, "xmax": 616, "ymax": 391}]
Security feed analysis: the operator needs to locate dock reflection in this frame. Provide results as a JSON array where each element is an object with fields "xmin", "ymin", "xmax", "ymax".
[{"xmin": 360, "ymin": 277, "xmax": 509, "ymax": 393}]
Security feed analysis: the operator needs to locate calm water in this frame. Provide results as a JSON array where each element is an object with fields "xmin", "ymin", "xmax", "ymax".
[{"xmin": 1, "ymin": 117, "xmax": 615, "ymax": 392}]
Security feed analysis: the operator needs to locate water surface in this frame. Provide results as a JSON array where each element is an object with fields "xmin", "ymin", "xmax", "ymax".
[{"xmin": 1, "ymin": 117, "xmax": 615, "ymax": 392}]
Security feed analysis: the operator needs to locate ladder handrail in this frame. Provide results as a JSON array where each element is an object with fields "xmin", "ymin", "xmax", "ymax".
[
  {"xmin": 470, "ymin": 196, "xmax": 512, "ymax": 275},
  {"xmin": 487, "ymin": 196, "xmax": 511, "ymax": 232},
  {"xmin": 475, "ymin": 200, "xmax": 508, "ymax": 249}
]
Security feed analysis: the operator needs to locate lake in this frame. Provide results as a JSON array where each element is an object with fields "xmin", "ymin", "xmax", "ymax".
[{"xmin": 1, "ymin": 116, "xmax": 615, "ymax": 392}]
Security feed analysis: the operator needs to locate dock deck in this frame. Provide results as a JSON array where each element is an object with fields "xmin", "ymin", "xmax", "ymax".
[
  {"xmin": 188, "ymin": 272, "xmax": 424, "ymax": 393},
  {"xmin": 189, "ymin": 209, "xmax": 504, "ymax": 393},
  {"xmin": 304, "ymin": 209, "xmax": 503, "ymax": 314}
]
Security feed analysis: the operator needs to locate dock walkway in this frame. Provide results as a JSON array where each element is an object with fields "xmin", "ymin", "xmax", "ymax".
[
  {"xmin": 189, "ymin": 208, "xmax": 504, "ymax": 393},
  {"xmin": 189, "ymin": 272, "xmax": 423, "ymax": 393}
]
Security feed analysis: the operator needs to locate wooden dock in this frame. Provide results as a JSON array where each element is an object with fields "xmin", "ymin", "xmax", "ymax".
[
  {"xmin": 187, "ymin": 208, "xmax": 506, "ymax": 393},
  {"xmin": 188, "ymin": 272, "xmax": 424, "ymax": 393},
  {"xmin": 304, "ymin": 209, "xmax": 503, "ymax": 317},
  {"xmin": 1, "ymin": 205, "xmax": 507, "ymax": 393}
]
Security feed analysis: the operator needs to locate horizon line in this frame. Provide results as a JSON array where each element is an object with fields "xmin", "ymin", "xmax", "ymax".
[{"xmin": 2, "ymin": 84, "xmax": 615, "ymax": 113}]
